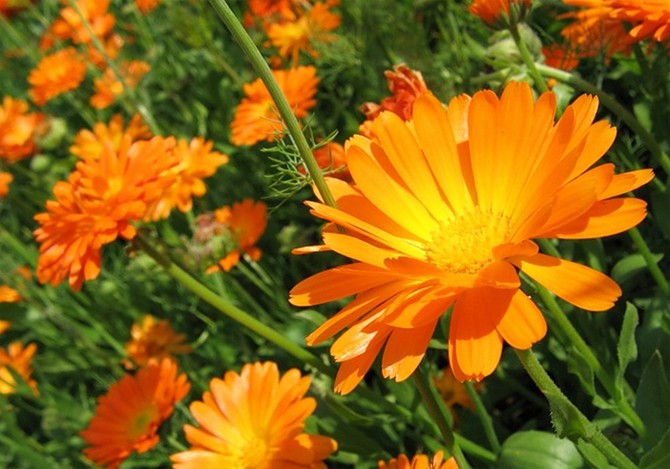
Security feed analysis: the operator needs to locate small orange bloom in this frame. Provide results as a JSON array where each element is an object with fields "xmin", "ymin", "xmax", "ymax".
[
  {"xmin": 34, "ymin": 136, "xmax": 177, "ymax": 290},
  {"xmin": 290, "ymin": 82, "xmax": 653, "ymax": 393},
  {"xmin": 45, "ymin": 0, "xmax": 115, "ymax": 46},
  {"xmin": 90, "ymin": 61, "xmax": 151, "ymax": 109},
  {"xmin": 0, "ymin": 285, "xmax": 22, "ymax": 302},
  {"xmin": 0, "ymin": 342, "xmax": 37, "ymax": 395},
  {"xmin": 71, "ymin": 114, "xmax": 151, "ymax": 160},
  {"xmin": 231, "ymin": 66, "xmax": 319, "ymax": 146},
  {"xmin": 379, "ymin": 451, "xmax": 458, "ymax": 469},
  {"xmin": 170, "ymin": 361, "xmax": 337, "ymax": 469},
  {"xmin": 123, "ymin": 315, "xmax": 192, "ymax": 369},
  {"xmin": 81, "ymin": 358, "xmax": 190, "ymax": 469},
  {"xmin": 0, "ymin": 172, "xmax": 12, "ymax": 198},
  {"xmin": 468, "ymin": 0, "xmax": 531, "ymax": 26},
  {"xmin": 0, "ymin": 97, "xmax": 46, "ymax": 162},
  {"xmin": 135, "ymin": 0, "xmax": 160, "ymax": 13},
  {"xmin": 86, "ymin": 33, "xmax": 124, "ymax": 69},
  {"xmin": 0, "ymin": 321, "xmax": 9, "ymax": 334},
  {"xmin": 144, "ymin": 138, "xmax": 229, "ymax": 221},
  {"xmin": 433, "ymin": 368, "xmax": 478, "ymax": 412},
  {"xmin": 360, "ymin": 65, "xmax": 429, "ymax": 138},
  {"xmin": 28, "ymin": 48, "xmax": 87, "ymax": 106}
]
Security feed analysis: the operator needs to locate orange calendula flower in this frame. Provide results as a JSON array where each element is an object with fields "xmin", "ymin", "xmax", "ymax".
[
  {"xmin": 144, "ymin": 138, "xmax": 229, "ymax": 221},
  {"xmin": 468, "ymin": 0, "xmax": 531, "ymax": 26},
  {"xmin": 170, "ymin": 361, "xmax": 337, "ymax": 469},
  {"xmin": 0, "ymin": 285, "xmax": 22, "ymax": 302},
  {"xmin": 34, "ymin": 136, "xmax": 177, "ymax": 290},
  {"xmin": 0, "ymin": 97, "xmax": 46, "ymax": 162},
  {"xmin": 135, "ymin": 0, "xmax": 160, "ymax": 13},
  {"xmin": 611, "ymin": 0, "xmax": 670, "ymax": 43},
  {"xmin": 90, "ymin": 61, "xmax": 151, "ymax": 109},
  {"xmin": 561, "ymin": 1, "xmax": 630, "ymax": 59},
  {"xmin": 45, "ymin": 0, "xmax": 115, "ymax": 46},
  {"xmin": 28, "ymin": 47, "xmax": 87, "ymax": 106},
  {"xmin": 0, "ymin": 342, "xmax": 38, "ymax": 395},
  {"xmin": 71, "ymin": 114, "xmax": 151, "ymax": 160},
  {"xmin": 379, "ymin": 451, "xmax": 458, "ymax": 469},
  {"xmin": 360, "ymin": 65, "xmax": 429, "ymax": 138},
  {"xmin": 81, "ymin": 358, "xmax": 190, "ymax": 469},
  {"xmin": 123, "ymin": 315, "xmax": 192, "ymax": 369},
  {"xmin": 0, "ymin": 172, "xmax": 12, "ymax": 198},
  {"xmin": 266, "ymin": 1, "xmax": 341, "ymax": 64},
  {"xmin": 231, "ymin": 66, "xmax": 319, "ymax": 146},
  {"xmin": 290, "ymin": 81, "xmax": 653, "ymax": 393}
]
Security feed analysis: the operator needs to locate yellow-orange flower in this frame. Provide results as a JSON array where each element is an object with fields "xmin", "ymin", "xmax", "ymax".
[
  {"xmin": 81, "ymin": 358, "xmax": 190, "ymax": 469},
  {"xmin": 28, "ymin": 47, "xmax": 87, "ymax": 106},
  {"xmin": 90, "ymin": 61, "xmax": 151, "ymax": 109},
  {"xmin": 0, "ymin": 172, "xmax": 12, "ymax": 198},
  {"xmin": 0, "ymin": 342, "xmax": 37, "ymax": 395},
  {"xmin": 469, "ymin": 0, "xmax": 531, "ymax": 26},
  {"xmin": 136, "ymin": 0, "xmax": 160, "ymax": 13},
  {"xmin": 34, "ymin": 136, "xmax": 177, "ymax": 290},
  {"xmin": 379, "ymin": 451, "xmax": 458, "ymax": 469},
  {"xmin": 170, "ymin": 361, "xmax": 337, "ymax": 469},
  {"xmin": 144, "ymin": 138, "xmax": 229, "ymax": 221},
  {"xmin": 290, "ymin": 82, "xmax": 653, "ymax": 393},
  {"xmin": 45, "ymin": 0, "xmax": 115, "ymax": 46},
  {"xmin": 0, "ymin": 97, "xmax": 46, "ymax": 162},
  {"xmin": 266, "ymin": 1, "xmax": 341, "ymax": 64},
  {"xmin": 360, "ymin": 65, "xmax": 429, "ymax": 138},
  {"xmin": 123, "ymin": 315, "xmax": 192, "ymax": 369},
  {"xmin": 231, "ymin": 66, "xmax": 319, "ymax": 146},
  {"xmin": 0, "ymin": 285, "xmax": 22, "ymax": 302},
  {"xmin": 71, "ymin": 114, "xmax": 151, "ymax": 160}
]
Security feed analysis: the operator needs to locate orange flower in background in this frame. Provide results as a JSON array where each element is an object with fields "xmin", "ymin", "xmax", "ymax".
[
  {"xmin": 290, "ymin": 82, "xmax": 653, "ymax": 393},
  {"xmin": 469, "ymin": 0, "xmax": 531, "ymax": 26},
  {"xmin": 596, "ymin": 0, "xmax": 670, "ymax": 44},
  {"xmin": 0, "ymin": 97, "xmax": 46, "ymax": 162},
  {"xmin": 433, "ymin": 368, "xmax": 478, "ymax": 412},
  {"xmin": 231, "ymin": 66, "xmax": 319, "ymax": 146},
  {"xmin": 81, "ymin": 358, "xmax": 190, "ymax": 469},
  {"xmin": 45, "ymin": 0, "xmax": 115, "ymax": 46},
  {"xmin": 0, "ymin": 285, "xmax": 22, "ymax": 302},
  {"xmin": 90, "ymin": 61, "xmax": 151, "ymax": 109},
  {"xmin": 170, "ymin": 361, "xmax": 337, "ymax": 469},
  {"xmin": 266, "ymin": 1, "xmax": 341, "ymax": 64},
  {"xmin": 86, "ymin": 33, "xmax": 124, "ymax": 69},
  {"xmin": 0, "ymin": 0, "xmax": 35, "ymax": 17},
  {"xmin": 0, "ymin": 172, "xmax": 12, "ymax": 198},
  {"xmin": 0, "ymin": 342, "xmax": 37, "ymax": 395},
  {"xmin": 34, "ymin": 136, "xmax": 177, "ymax": 290},
  {"xmin": 542, "ymin": 44, "xmax": 580, "ymax": 71},
  {"xmin": 123, "ymin": 315, "xmax": 192, "ymax": 369},
  {"xmin": 144, "ymin": 138, "xmax": 229, "ymax": 221},
  {"xmin": 360, "ymin": 65, "xmax": 428, "ymax": 138},
  {"xmin": 0, "ymin": 321, "xmax": 9, "ymax": 334},
  {"xmin": 245, "ymin": 0, "xmax": 296, "ymax": 25},
  {"xmin": 28, "ymin": 47, "xmax": 87, "ymax": 106},
  {"xmin": 379, "ymin": 451, "xmax": 457, "ymax": 469},
  {"xmin": 136, "ymin": 0, "xmax": 160, "ymax": 13},
  {"xmin": 71, "ymin": 114, "xmax": 151, "ymax": 160},
  {"xmin": 561, "ymin": 0, "xmax": 630, "ymax": 59},
  {"xmin": 308, "ymin": 141, "xmax": 350, "ymax": 180}
]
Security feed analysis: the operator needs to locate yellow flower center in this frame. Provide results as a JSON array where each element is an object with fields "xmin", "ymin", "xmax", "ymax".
[
  {"xmin": 425, "ymin": 207, "xmax": 511, "ymax": 274},
  {"xmin": 235, "ymin": 436, "xmax": 269, "ymax": 469}
]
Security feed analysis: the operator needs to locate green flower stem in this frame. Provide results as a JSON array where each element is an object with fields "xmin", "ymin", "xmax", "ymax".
[
  {"xmin": 454, "ymin": 436, "xmax": 497, "ymax": 464},
  {"xmin": 68, "ymin": 0, "xmax": 162, "ymax": 135},
  {"xmin": 536, "ymin": 63, "xmax": 670, "ymax": 180},
  {"xmin": 464, "ymin": 382, "xmax": 501, "ymax": 453},
  {"xmin": 134, "ymin": 233, "xmax": 330, "ymax": 375},
  {"xmin": 206, "ymin": 0, "xmax": 338, "ymax": 209},
  {"xmin": 413, "ymin": 367, "xmax": 471, "ymax": 469},
  {"xmin": 509, "ymin": 23, "xmax": 548, "ymax": 93},
  {"xmin": 628, "ymin": 226, "xmax": 670, "ymax": 297},
  {"xmin": 514, "ymin": 349, "xmax": 638, "ymax": 469}
]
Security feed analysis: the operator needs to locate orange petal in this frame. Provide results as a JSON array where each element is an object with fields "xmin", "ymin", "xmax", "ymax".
[
  {"xmin": 496, "ymin": 290, "xmax": 547, "ymax": 349},
  {"xmin": 334, "ymin": 336, "xmax": 386, "ymax": 395},
  {"xmin": 598, "ymin": 169, "xmax": 654, "ymax": 199},
  {"xmin": 381, "ymin": 320, "xmax": 437, "ymax": 381}
]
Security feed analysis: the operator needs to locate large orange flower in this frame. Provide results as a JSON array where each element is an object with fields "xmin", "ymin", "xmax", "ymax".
[
  {"xmin": 0, "ymin": 342, "xmax": 37, "ymax": 395},
  {"xmin": 81, "ymin": 358, "xmax": 190, "ymax": 469},
  {"xmin": 0, "ymin": 97, "xmax": 45, "ymax": 162},
  {"xmin": 90, "ymin": 61, "xmax": 151, "ymax": 109},
  {"xmin": 144, "ymin": 138, "xmax": 229, "ymax": 221},
  {"xmin": 170, "ymin": 361, "xmax": 337, "ymax": 469},
  {"xmin": 379, "ymin": 451, "xmax": 457, "ymax": 469},
  {"xmin": 28, "ymin": 47, "xmax": 87, "ymax": 106},
  {"xmin": 290, "ymin": 82, "xmax": 653, "ymax": 393},
  {"xmin": 231, "ymin": 66, "xmax": 319, "ymax": 146},
  {"xmin": 0, "ymin": 172, "xmax": 12, "ymax": 198},
  {"xmin": 123, "ymin": 315, "xmax": 192, "ymax": 369},
  {"xmin": 71, "ymin": 114, "xmax": 151, "ymax": 160},
  {"xmin": 34, "ymin": 136, "xmax": 177, "ymax": 290},
  {"xmin": 469, "ymin": 0, "xmax": 531, "ymax": 25},
  {"xmin": 606, "ymin": 0, "xmax": 670, "ymax": 43}
]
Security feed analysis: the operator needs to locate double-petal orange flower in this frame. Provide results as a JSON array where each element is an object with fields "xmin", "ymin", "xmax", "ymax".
[{"xmin": 290, "ymin": 82, "xmax": 652, "ymax": 393}]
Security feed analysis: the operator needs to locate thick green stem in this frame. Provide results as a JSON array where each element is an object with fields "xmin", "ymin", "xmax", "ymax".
[
  {"xmin": 206, "ymin": 0, "xmax": 338, "ymax": 209},
  {"xmin": 413, "ymin": 367, "xmax": 471, "ymax": 469},
  {"xmin": 536, "ymin": 63, "xmax": 670, "ymax": 179},
  {"xmin": 627, "ymin": 227, "xmax": 670, "ymax": 297},
  {"xmin": 509, "ymin": 23, "xmax": 548, "ymax": 93},
  {"xmin": 134, "ymin": 234, "xmax": 329, "ymax": 374},
  {"xmin": 515, "ymin": 349, "xmax": 637, "ymax": 469},
  {"xmin": 464, "ymin": 382, "xmax": 501, "ymax": 453}
]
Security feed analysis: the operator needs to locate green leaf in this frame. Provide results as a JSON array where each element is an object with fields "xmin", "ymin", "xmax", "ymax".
[
  {"xmin": 498, "ymin": 431, "xmax": 585, "ymax": 469},
  {"xmin": 576, "ymin": 439, "xmax": 615, "ymax": 469},
  {"xmin": 548, "ymin": 391, "xmax": 594, "ymax": 440},
  {"xmin": 615, "ymin": 303, "xmax": 639, "ymax": 401},
  {"xmin": 635, "ymin": 351, "xmax": 670, "ymax": 449},
  {"xmin": 611, "ymin": 253, "xmax": 664, "ymax": 286},
  {"xmin": 640, "ymin": 427, "xmax": 670, "ymax": 469}
]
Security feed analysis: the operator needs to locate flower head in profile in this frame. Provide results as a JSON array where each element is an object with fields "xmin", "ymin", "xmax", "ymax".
[
  {"xmin": 290, "ymin": 81, "xmax": 653, "ymax": 393},
  {"xmin": 379, "ymin": 450, "xmax": 457, "ymax": 469},
  {"xmin": 123, "ymin": 315, "xmax": 192, "ymax": 369},
  {"xmin": 0, "ymin": 97, "xmax": 46, "ymax": 162},
  {"xmin": 34, "ymin": 136, "xmax": 177, "ymax": 290},
  {"xmin": 71, "ymin": 114, "xmax": 151, "ymax": 160},
  {"xmin": 231, "ymin": 66, "xmax": 319, "ymax": 146},
  {"xmin": 469, "ymin": 0, "xmax": 532, "ymax": 26},
  {"xmin": 81, "ymin": 358, "xmax": 190, "ymax": 469},
  {"xmin": 360, "ymin": 65, "xmax": 429, "ymax": 138},
  {"xmin": 144, "ymin": 138, "xmax": 229, "ymax": 221},
  {"xmin": 170, "ymin": 361, "xmax": 337, "ymax": 469},
  {"xmin": 28, "ymin": 47, "xmax": 87, "ymax": 106},
  {"xmin": 90, "ymin": 61, "xmax": 151, "ymax": 109},
  {"xmin": 0, "ymin": 172, "xmax": 12, "ymax": 198},
  {"xmin": 0, "ymin": 342, "xmax": 38, "ymax": 395}
]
